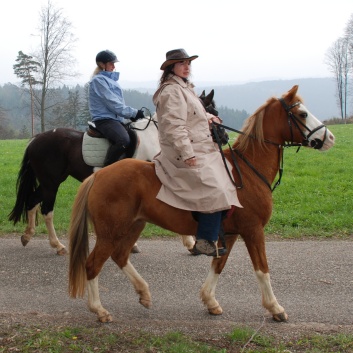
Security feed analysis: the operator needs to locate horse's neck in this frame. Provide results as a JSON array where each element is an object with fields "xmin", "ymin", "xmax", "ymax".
[{"xmin": 233, "ymin": 143, "xmax": 282, "ymax": 185}]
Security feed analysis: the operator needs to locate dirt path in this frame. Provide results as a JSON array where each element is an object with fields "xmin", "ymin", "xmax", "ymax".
[{"xmin": 0, "ymin": 236, "xmax": 352, "ymax": 337}]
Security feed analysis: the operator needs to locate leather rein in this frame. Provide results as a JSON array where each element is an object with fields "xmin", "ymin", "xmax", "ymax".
[{"xmin": 211, "ymin": 99, "xmax": 328, "ymax": 192}]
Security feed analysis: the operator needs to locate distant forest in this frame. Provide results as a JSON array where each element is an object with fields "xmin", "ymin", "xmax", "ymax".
[{"xmin": 0, "ymin": 83, "xmax": 248, "ymax": 139}]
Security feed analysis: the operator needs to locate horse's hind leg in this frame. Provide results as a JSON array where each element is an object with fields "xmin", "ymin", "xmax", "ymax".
[
  {"xmin": 43, "ymin": 211, "xmax": 67, "ymax": 255},
  {"xmin": 200, "ymin": 234, "xmax": 238, "ymax": 315},
  {"xmin": 87, "ymin": 277, "xmax": 113, "ymax": 323},
  {"xmin": 110, "ymin": 221, "xmax": 151, "ymax": 309},
  {"xmin": 40, "ymin": 186, "xmax": 67, "ymax": 255},
  {"xmin": 86, "ymin": 240, "xmax": 115, "ymax": 322},
  {"xmin": 243, "ymin": 230, "xmax": 288, "ymax": 322},
  {"xmin": 21, "ymin": 204, "xmax": 39, "ymax": 246}
]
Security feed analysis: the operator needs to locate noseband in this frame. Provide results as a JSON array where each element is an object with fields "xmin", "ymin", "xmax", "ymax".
[{"xmin": 278, "ymin": 98, "xmax": 327, "ymax": 150}]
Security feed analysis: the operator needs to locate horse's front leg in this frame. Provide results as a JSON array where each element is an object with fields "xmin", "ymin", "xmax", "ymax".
[
  {"xmin": 87, "ymin": 276, "xmax": 113, "ymax": 322},
  {"xmin": 21, "ymin": 204, "xmax": 39, "ymax": 247},
  {"xmin": 43, "ymin": 211, "xmax": 67, "ymax": 255},
  {"xmin": 243, "ymin": 230, "xmax": 288, "ymax": 322},
  {"xmin": 181, "ymin": 235, "xmax": 195, "ymax": 252},
  {"xmin": 200, "ymin": 234, "xmax": 238, "ymax": 315}
]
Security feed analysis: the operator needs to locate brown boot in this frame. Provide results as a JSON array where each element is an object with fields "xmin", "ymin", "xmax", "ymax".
[{"xmin": 191, "ymin": 239, "xmax": 227, "ymax": 257}]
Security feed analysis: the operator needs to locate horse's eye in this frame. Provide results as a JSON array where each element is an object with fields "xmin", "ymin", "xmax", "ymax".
[{"xmin": 300, "ymin": 112, "xmax": 308, "ymax": 119}]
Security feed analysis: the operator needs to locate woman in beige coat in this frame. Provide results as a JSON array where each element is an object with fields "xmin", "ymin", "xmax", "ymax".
[{"xmin": 153, "ymin": 49, "xmax": 242, "ymax": 256}]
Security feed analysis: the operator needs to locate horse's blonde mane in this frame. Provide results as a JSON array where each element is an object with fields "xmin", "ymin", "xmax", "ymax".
[{"xmin": 235, "ymin": 97, "xmax": 277, "ymax": 153}]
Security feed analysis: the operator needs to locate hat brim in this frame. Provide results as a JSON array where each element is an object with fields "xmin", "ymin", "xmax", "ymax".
[{"xmin": 160, "ymin": 55, "xmax": 198, "ymax": 70}]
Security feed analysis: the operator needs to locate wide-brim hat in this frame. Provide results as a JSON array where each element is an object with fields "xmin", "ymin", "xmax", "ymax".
[{"xmin": 160, "ymin": 48, "xmax": 198, "ymax": 70}]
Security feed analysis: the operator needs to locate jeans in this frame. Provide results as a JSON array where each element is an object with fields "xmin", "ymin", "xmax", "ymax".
[{"xmin": 195, "ymin": 211, "xmax": 223, "ymax": 242}]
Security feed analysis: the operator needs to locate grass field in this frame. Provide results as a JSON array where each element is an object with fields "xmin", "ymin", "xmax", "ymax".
[{"xmin": 0, "ymin": 124, "xmax": 352, "ymax": 238}]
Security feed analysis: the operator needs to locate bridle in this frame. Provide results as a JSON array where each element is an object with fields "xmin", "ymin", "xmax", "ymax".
[
  {"xmin": 212, "ymin": 98, "xmax": 329, "ymax": 192},
  {"xmin": 278, "ymin": 98, "xmax": 328, "ymax": 150}
]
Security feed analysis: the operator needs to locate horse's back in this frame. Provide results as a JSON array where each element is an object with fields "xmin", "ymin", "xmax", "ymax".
[
  {"xmin": 29, "ymin": 128, "xmax": 83, "ymax": 154},
  {"xmin": 92, "ymin": 159, "xmax": 158, "ymax": 196},
  {"xmin": 27, "ymin": 128, "xmax": 92, "ymax": 182}
]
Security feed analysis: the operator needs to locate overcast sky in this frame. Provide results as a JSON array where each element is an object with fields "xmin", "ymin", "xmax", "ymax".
[{"xmin": 1, "ymin": 0, "xmax": 352, "ymax": 87}]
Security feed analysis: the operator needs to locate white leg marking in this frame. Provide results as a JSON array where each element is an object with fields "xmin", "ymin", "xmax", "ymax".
[
  {"xmin": 255, "ymin": 270, "xmax": 284, "ymax": 315},
  {"xmin": 21, "ymin": 205, "xmax": 39, "ymax": 246},
  {"xmin": 87, "ymin": 277, "xmax": 112, "ymax": 322},
  {"xmin": 200, "ymin": 267, "xmax": 222, "ymax": 313},
  {"xmin": 181, "ymin": 235, "xmax": 195, "ymax": 250},
  {"xmin": 43, "ymin": 211, "xmax": 66, "ymax": 254},
  {"xmin": 122, "ymin": 260, "xmax": 151, "ymax": 308}
]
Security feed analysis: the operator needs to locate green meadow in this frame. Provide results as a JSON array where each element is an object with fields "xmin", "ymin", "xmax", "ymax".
[{"xmin": 0, "ymin": 124, "xmax": 352, "ymax": 238}]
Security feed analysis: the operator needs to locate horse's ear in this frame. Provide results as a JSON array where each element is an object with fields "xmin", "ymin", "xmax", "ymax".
[
  {"xmin": 200, "ymin": 90, "xmax": 205, "ymax": 99},
  {"xmin": 204, "ymin": 89, "xmax": 215, "ymax": 106},
  {"xmin": 286, "ymin": 85, "xmax": 299, "ymax": 100}
]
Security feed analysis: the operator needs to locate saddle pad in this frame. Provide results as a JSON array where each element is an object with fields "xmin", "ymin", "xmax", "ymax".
[{"xmin": 82, "ymin": 132, "xmax": 110, "ymax": 167}]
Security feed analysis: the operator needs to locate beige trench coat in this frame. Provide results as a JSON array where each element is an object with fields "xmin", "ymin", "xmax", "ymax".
[{"xmin": 152, "ymin": 75, "xmax": 242, "ymax": 212}]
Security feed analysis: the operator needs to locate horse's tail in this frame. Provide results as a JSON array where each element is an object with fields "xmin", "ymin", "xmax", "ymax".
[
  {"xmin": 68, "ymin": 173, "xmax": 96, "ymax": 298},
  {"xmin": 8, "ymin": 147, "xmax": 38, "ymax": 224}
]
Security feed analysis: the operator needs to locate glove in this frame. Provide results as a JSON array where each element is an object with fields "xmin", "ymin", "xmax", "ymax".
[
  {"xmin": 211, "ymin": 123, "xmax": 229, "ymax": 146},
  {"xmin": 131, "ymin": 110, "xmax": 144, "ymax": 122}
]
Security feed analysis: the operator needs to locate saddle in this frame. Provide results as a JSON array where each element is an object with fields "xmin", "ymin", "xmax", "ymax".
[{"xmin": 82, "ymin": 122, "xmax": 139, "ymax": 167}]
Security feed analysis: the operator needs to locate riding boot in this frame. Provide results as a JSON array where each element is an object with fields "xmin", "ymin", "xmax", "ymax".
[{"xmin": 104, "ymin": 144, "xmax": 127, "ymax": 167}]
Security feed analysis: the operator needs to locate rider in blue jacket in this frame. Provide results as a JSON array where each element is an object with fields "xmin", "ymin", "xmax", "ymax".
[{"xmin": 89, "ymin": 50, "xmax": 144, "ymax": 166}]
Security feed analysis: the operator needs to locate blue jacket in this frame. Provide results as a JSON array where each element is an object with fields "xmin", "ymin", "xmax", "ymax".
[{"xmin": 89, "ymin": 71, "xmax": 137, "ymax": 122}]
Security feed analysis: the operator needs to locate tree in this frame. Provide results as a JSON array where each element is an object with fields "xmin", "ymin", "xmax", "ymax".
[
  {"xmin": 31, "ymin": 0, "xmax": 78, "ymax": 132},
  {"xmin": 51, "ymin": 89, "xmax": 82, "ymax": 128},
  {"xmin": 325, "ymin": 37, "xmax": 351, "ymax": 120},
  {"xmin": 13, "ymin": 51, "xmax": 41, "ymax": 136}
]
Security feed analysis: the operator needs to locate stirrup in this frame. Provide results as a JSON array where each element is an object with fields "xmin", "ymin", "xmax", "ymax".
[{"xmin": 215, "ymin": 243, "xmax": 227, "ymax": 258}]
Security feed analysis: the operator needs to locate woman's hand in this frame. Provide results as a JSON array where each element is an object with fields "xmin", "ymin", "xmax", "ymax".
[
  {"xmin": 208, "ymin": 116, "xmax": 222, "ymax": 125},
  {"xmin": 184, "ymin": 156, "xmax": 197, "ymax": 166}
]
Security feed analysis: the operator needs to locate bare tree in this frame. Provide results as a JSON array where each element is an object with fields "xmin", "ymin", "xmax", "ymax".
[
  {"xmin": 32, "ymin": 0, "xmax": 78, "ymax": 132},
  {"xmin": 325, "ymin": 37, "xmax": 351, "ymax": 120},
  {"xmin": 344, "ymin": 13, "xmax": 353, "ymax": 114},
  {"xmin": 344, "ymin": 13, "xmax": 353, "ymax": 43}
]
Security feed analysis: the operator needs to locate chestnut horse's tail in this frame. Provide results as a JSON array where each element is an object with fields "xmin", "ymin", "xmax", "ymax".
[{"xmin": 68, "ymin": 173, "xmax": 96, "ymax": 298}]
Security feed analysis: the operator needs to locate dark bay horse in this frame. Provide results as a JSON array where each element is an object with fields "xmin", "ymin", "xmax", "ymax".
[
  {"xmin": 8, "ymin": 91, "xmax": 216, "ymax": 255},
  {"xmin": 8, "ymin": 116, "xmax": 160, "ymax": 255},
  {"xmin": 68, "ymin": 85, "xmax": 335, "ymax": 323}
]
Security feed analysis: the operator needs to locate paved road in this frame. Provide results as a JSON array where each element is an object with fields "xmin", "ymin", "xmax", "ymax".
[{"xmin": 0, "ymin": 237, "xmax": 352, "ymax": 332}]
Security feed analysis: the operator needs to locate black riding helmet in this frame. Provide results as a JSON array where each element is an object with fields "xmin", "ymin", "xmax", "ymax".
[{"xmin": 96, "ymin": 50, "xmax": 118, "ymax": 64}]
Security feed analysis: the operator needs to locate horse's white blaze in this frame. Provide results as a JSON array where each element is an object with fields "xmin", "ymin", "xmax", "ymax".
[
  {"xmin": 255, "ymin": 270, "xmax": 284, "ymax": 315},
  {"xmin": 300, "ymin": 104, "xmax": 335, "ymax": 151},
  {"xmin": 200, "ymin": 267, "xmax": 221, "ymax": 310}
]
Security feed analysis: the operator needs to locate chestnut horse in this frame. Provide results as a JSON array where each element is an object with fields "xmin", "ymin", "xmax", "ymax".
[{"xmin": 68, "ymin": 85, "xmax": 335, "ymax": 322}]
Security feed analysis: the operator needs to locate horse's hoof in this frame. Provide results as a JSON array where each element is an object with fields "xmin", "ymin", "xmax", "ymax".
[
  {"xmin": 21, "ymin": 235, "xmax": 30, "ymax": 247},
  {"xmin": 57, "ymin": 248, "xmax": 68, "ymax": 256},
  {"xmin": 98, "ymin": 313, "xmax": 113, "ymax": 323},
  {"xmin": 208, "ymin": 305, "xmax": 223, "ymax": 315},
  {"xmin": 273, "ymin": 312, "xmax": 288, "ymax": 322},
  {"xmin": 139, "ymin": 298, "xmax": 152, "ymax": 309},
  {"xmin": 131, "ymin": 244, "xmax": 141, "ymax": 253}
]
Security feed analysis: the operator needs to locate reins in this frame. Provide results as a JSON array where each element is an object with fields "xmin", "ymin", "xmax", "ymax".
[{"xmin": 128, "ymin": 107, "xmax": 158, "ymax": 131}]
